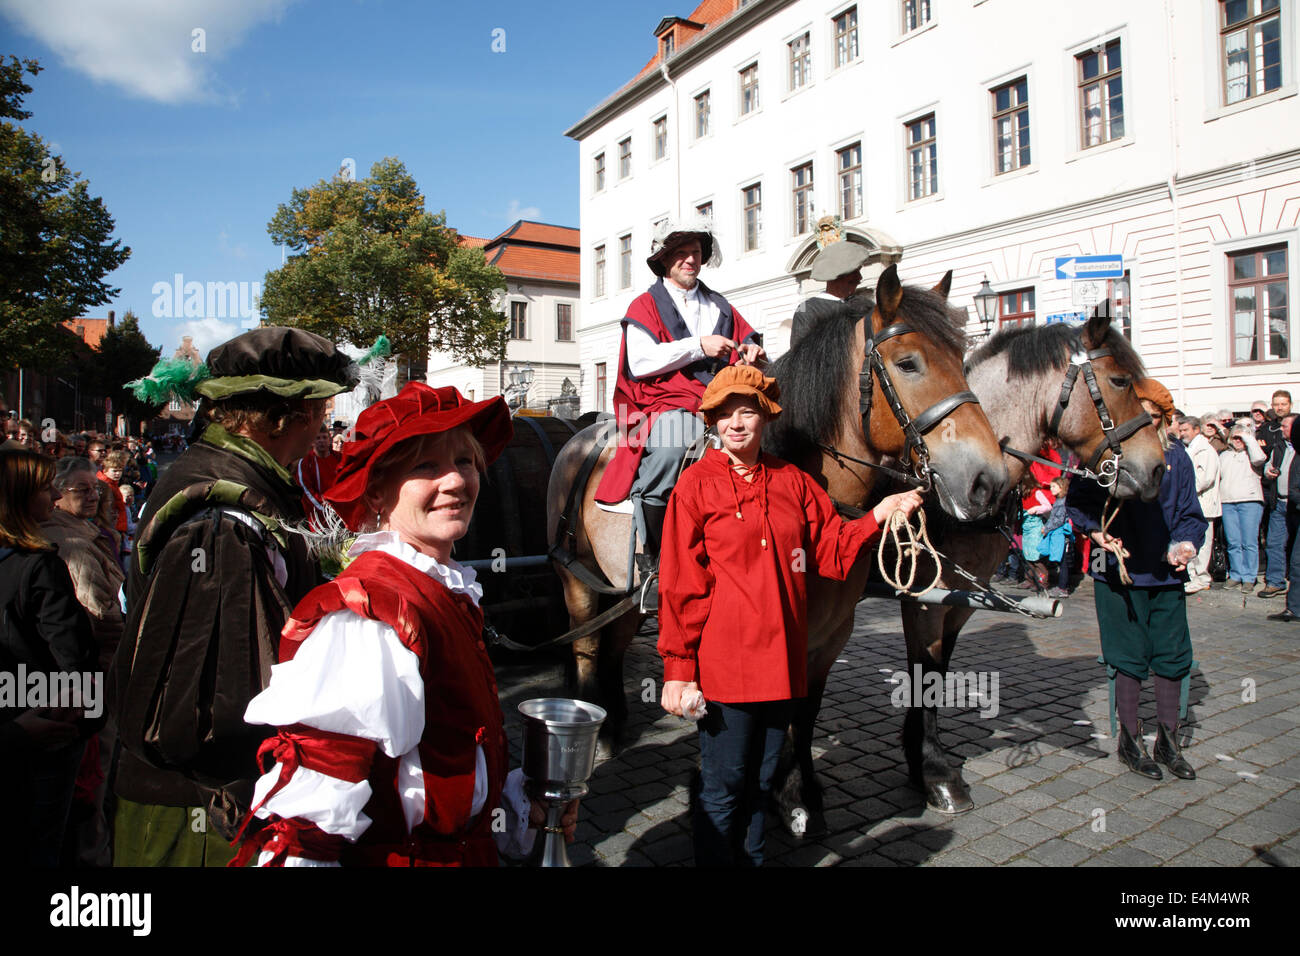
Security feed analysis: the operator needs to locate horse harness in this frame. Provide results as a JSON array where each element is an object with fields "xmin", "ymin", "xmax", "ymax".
[
  {"xmin": 1002, "ymin": 345, "xmax": 1153, "ymax": 489},
  {"xmin": 820, "ymin": 319, "xmax": 981, "ymax": 492}
]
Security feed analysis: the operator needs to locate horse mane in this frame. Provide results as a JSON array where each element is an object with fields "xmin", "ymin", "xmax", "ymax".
[
  {"xmin": 764, "ymin": 286, "xmax": 968, "ymax": 461},
  {"xmin": 965, "ymin": 320, "xmax": 1145, "ymax": 379}
]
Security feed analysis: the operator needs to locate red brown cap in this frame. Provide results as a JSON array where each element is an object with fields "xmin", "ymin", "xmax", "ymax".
[{"xmin": 325, "ymin": 382, "xmax": 511, "ymax": 529}]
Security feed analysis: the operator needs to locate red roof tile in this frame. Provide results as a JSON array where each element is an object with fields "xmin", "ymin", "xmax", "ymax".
[
  {"xmin": 458, "ymin": 234, "xmax": 489, "ymax": 248},
  {"xmin": 488, "ymin": 245, "xmax": 579, "ymax": 284},
  {"xmin": 62, "ymin": 317, "xmax": 110, "ymax": 349},
  {"xmin": 633, "ymin": 0, "xmax": 738, "ymax": 81},
  {"xmin": 489, "ymin": 221, "xmax": 579, "ymax": 248}
]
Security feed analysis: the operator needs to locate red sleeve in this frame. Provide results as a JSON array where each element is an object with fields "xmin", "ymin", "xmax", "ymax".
[
  {"xmin": 804, "ymin": 474, "xmax": 881, "ymax": 581},
  {"xmin": 657, "ymin": 482, "xmax": 710, "ymax": 684}
]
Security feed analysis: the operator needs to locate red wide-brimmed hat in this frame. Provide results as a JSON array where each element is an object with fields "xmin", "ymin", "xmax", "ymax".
[{"xmin": 325, "ymin": 382, "xmax": 512, "ymax": 530}]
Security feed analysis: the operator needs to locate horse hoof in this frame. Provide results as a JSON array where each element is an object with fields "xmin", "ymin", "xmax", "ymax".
[
  {"xmin": 781, "ymin": 807, "xmax": 827, "ymax": 839},
  {"xmin": 925, "ymin": 781, "xmax": 974, "ymax": 815}
]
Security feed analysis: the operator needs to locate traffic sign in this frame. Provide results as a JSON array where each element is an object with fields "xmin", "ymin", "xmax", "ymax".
[
  {"xmin": 1045, "ymin": 311, "xmax": 1086, "ymax": 325},
  {"xmin": 1072, "ymin": 279, "xmax": 1104, "ymax": 307},
  {"xmin": 1055, "ymin": 255, "xmax": 1124, "ymax": 280}
]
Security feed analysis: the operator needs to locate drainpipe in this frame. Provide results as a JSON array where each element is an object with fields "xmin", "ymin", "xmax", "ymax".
[
  {"xmin": 1165, "ymin": 0, "xmax": 1187, "ymax": 406},
  {"xmin": 659, "ymin": 59, "xmax": 681, "ymax": 221}
]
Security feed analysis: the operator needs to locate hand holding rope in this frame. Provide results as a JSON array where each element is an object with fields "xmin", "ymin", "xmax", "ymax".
[{"xmin": 1098, "ymin": 496, "xmax": 1132, "ymax": 586}]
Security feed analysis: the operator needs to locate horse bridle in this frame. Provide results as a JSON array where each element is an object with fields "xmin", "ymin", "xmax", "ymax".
[
  {"xmin": 1004, "ymin": 345, "xmax": 1153, "ymax": 489},
  {"xmin": 821, "ymin": 320, "xmax": 980, "ymax": 492}
]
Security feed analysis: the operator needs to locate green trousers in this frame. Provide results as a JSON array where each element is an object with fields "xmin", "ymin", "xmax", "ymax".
[
  {"xmin": 112, "ymin": 796, "xmax": 242, "ymax": 867},
  {"xmin": 1092, "ymin": 578, "xmax": 1193, "ymax": 681}
]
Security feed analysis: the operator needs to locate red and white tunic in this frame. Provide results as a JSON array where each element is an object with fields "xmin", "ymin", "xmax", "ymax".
[{"xmin": 236, "ymin": 532, "xmax": 532, "ymax": 866}]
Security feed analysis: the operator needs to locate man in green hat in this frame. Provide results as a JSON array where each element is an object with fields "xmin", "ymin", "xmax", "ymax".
[
  {"xmin": 111, "ymin": 327, "xmax": 358, "ymax": 866},
  {"xmin": 791, "ymin": 241, "xmax": 873, "ymax": 348}
]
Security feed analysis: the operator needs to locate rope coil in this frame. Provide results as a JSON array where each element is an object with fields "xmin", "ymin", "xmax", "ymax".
[
  {"xmin": 1100, "ymin": 496, "xmax": 1132, "ymax": 586},
  {"xmin": 876, "ymin": 508, "xmax": 943, "ymax": 596}
]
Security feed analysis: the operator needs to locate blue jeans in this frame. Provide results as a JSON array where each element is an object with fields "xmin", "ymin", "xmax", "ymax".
[
  {"xmin": 1264, "ymin": 501, "xmax": 1291, "ymax": 586},
  {"xmin": 1221, "ymin": 501, "xmax": 1264, "ymax": 583},
  {"xmin": 695, "ymin": 699, "xmax": 795, "ymax": 867}
]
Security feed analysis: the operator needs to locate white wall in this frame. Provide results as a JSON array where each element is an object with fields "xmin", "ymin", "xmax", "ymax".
[{"xmin": 571, "ymin": 0, "xmax": 1300, "ymax": 414}]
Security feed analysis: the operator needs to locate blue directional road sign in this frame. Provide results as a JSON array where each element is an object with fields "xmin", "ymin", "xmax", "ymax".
[
  {"xmin": 1055, "ymin": 255, "xmax": 1124, "ymax": 280},
  {"xmin": 1045, "ymin": 311, "xmax": 1087, "ymax": 325}
]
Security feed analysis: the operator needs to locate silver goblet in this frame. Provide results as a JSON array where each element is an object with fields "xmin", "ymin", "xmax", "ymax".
[{"xmin": 518, "ymin": 698, "xmax": 606, "ymax": 867}]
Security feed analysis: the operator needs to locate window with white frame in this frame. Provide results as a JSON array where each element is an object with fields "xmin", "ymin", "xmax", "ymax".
[
  {"xmin": 789, "ymin": 33, "xmax": 810, "ymax": 90},
  {"xmin": 556, "ymin": 302, "xmax": 573, "ymax": 342},
  {"xmin": 618, "ymin": 138, "xmax": 631, "ymax": 179},
  {"xmin": 743, "ymin": 183, "xmax": 762, "ymax": 251},
  {"xmin": 594, "ymin": 245, "xmax": 606, "ymax": 298},
  {"xmin": 791, "ymin": 163, "xmax": 814, "ymax": 235},
  {"xmin": 1229, "ymin": 244, "xmax": 1289, "ymax": 364},
  {"xmin": 1077, "ymin": 39, "xmax": 1124, "ymax": 148},
  {"xmin": 740, "ymin": 63, "xmax": 760, "ymax": 115},
  {"xmin": 619, "ymin": 234, "xmax": 632, "ymax": 289},
  {"xmin": 694, "ymin": 90, "xmax": 711, "ymax": 138},
  {"xmin": 1221, "ymin": 0, "xmax": 1283, "ymax": 105},
  {"xmin": 653, "ymin": 116, "xmax": 667, "ymax": 160},
  {"xmin": 837, "ymin": 142, "xmax": 862, "ymax": 219},
  {"xmin": 509, "ymin": 301, "xmax": 528, "ymax": 340},
  {"xmin": 696, "ymin": 201, "xmax": 713, "ymax": 222},
  {"xmin": 593, "ymin": 152, "xmax": 605, "ymax": 192},
  {"xmin": 902, "ymin": 0, "xmax": 931, "ymax": 32},
  {"xmin": 905, "ymin": 113, "xmax": 938, "ymax": 200},
  {"xmin": 834, "ymin": 7, "xmax": 859, "ymax": 68},
  {"xmin": 992, "ymin": 77, "xmax": 1030, "ymax": 174}
]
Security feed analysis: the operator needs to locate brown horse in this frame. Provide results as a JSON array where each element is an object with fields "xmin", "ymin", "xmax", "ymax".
[
  {"xmin": 547, "ymin": 265, "xmax": 1009, "ymax": 752},
  {"xmin": 877, "ymin": 307, "xmax": 1168, "ymax": 815},
  {"xmin": 764, "ymin": 266, "xmax": 1011, "ymax": 830}
]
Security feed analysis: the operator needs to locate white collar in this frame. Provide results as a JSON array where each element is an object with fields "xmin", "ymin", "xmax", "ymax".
[
  {"xmin": 665, "ymin": 280, "xmax": 699, "ymax": 301},
  {"xmin": 347, "ymin": 531, "xmax": 483, "ymax": 606}
]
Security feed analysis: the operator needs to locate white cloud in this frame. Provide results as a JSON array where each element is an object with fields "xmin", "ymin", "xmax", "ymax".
[
  {"xmin": 174, "ymin": 317, "xmax": 239, "ymax": 357},
  {"xmin": 505, "ymin": 199, "xmax": 541, "ymax": 222},
  {"xmin": 217, "ymin": 230, "xmax": 250, "ymax": 259},
  {"xmin": 0, "ymin": 0, "xmax": 296, "ymax": 104}
]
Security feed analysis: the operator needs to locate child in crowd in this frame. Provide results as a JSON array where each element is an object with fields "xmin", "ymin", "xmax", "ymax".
[
  {"xmin": 1018, "ymin": 472, "xmax": 1054, "ymax": 591},
  {"xmin": 119, "ymin": 484, "xmax": 138, "ymax": 572},
  {"xmin": 1040, "ymin": 476, "xmax": 1074, "ymax": 598}
]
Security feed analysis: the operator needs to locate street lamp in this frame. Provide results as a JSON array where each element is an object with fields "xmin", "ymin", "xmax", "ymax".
[
  {"xmin": 506, "ymin": 364, "xmax": 535, "ymax": 409},
  {"xmin": 973, "ymin": 277, "xmax": 999, "ymax": 338}
]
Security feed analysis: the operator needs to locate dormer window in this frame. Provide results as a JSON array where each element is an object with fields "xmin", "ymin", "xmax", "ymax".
[{"xmin": 662, "ymin": 33, "xmax": 675, "ymax": 57}]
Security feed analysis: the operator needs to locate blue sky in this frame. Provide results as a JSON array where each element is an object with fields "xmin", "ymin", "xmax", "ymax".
[{"xmin": 0, "ymin": 0, "xmax": 666, "ymax": 356}]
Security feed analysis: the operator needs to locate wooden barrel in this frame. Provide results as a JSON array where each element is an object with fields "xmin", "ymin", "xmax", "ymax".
[{"xmin": 458, "ymin": 414, "xmax": 582, "ymax": 648}]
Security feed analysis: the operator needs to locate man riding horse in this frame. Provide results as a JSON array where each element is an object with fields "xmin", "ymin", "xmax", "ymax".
[{"xmin": 593, "ymin": 216, "xmax": 766, "ymax": 609}]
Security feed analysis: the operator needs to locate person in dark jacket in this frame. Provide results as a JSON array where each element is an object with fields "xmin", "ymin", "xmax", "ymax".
[
  {"xmin": 790, "ymin": 240, "xmax": 872, "ymax": 348},
  {"xmin": 1267, "ymin": 410, "xmax": 1300, "ymax": 623},
  {"xmin": 0, "ymin": 448, "xmax": 97, "ymax": 866},
  {"xmin": 111, "ymin": 327, "xmax": 357, "ymax": 866},
  {"xmin": 1067, "ymin": 380, "xmax": 1206, "ymax": 781}
]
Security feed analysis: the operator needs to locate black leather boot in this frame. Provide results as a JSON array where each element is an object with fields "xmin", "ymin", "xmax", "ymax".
[
  {"xmin": 637, "ymin": 504, "xmax": 667, "ymax": 614},
  {"xmin": 1117, "ymin": 722, "xmax": 1162, "ymax": 780},
  {"xmin": 1153, "ymin": 723, "xmax": 1196, "ymax": 780}
]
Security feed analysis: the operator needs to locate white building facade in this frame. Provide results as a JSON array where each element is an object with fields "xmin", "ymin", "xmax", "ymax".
[
  {"xmin": 425, "ymin": 221, "xmax": 582, "ymax": 415},
  {"xmin": 566, "ymin": 0, "xmax": 1300, "ymax": 417}
]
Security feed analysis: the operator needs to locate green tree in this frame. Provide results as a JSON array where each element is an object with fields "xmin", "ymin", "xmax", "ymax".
[
  {"xmin": 0, "ymin": 57, "xmax": 132, "ymax": 370},
  {"xmin": 94, "ymin": 310, "xmax": 162, "ymax": 427},
  {"xmin": 260, "ymin": 157, "xmax": 507, "ymax": 365}
]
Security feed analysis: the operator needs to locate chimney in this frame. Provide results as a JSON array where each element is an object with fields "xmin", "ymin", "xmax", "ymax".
[{"xmin": 108, "ymin": 310, "xmax": 116, "ymax": 327}]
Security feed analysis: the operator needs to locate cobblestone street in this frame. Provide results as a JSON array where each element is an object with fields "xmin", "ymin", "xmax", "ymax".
[{"xmin": 495, "ymin": 577, "xmax": 1300, "ymax": 867}]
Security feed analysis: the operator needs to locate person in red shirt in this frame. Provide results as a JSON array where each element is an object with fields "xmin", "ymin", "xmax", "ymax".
[
  {"xmin": 658, "ymin": 365, "xmax": 922, "ymax": 866},
  {"xmin": 296, "ymin": 424, "xmax": 340, "ymax": 527}
]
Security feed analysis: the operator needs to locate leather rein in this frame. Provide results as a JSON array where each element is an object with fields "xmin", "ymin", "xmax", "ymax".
[
  {"xmin": 1002, "ymin": 346, "xmax": 1153, "ymax": 489},
  {"xmin": 819, "ymin": 319, "xmax": 980, "ymax": 492}
]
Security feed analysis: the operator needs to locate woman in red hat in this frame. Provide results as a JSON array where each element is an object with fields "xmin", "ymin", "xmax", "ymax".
[
  {"xmin": 232, "ymin": 382, "xmax": 570, "ymax": 866},
  {"xmin": 658, "ymin": 365, "xmax": 922, "ymax": 866}
]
